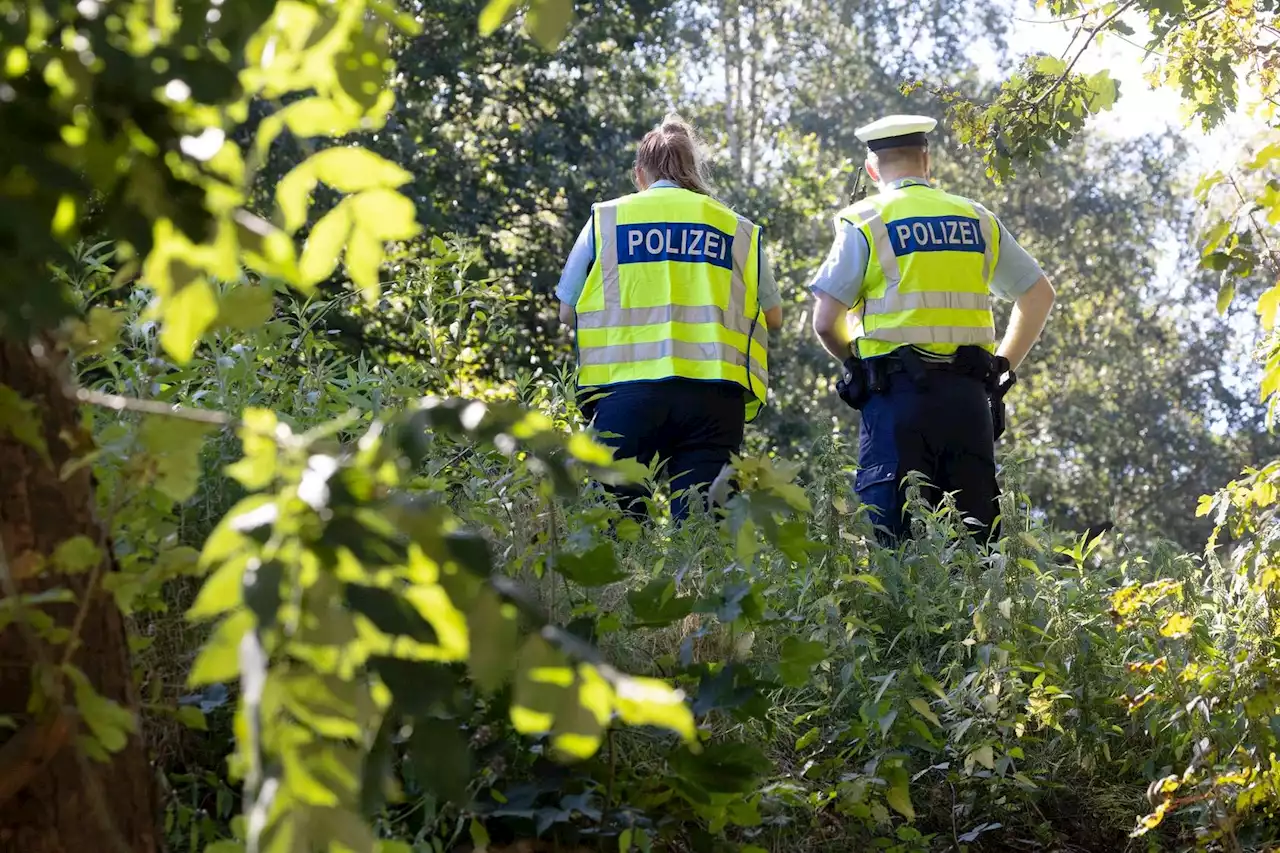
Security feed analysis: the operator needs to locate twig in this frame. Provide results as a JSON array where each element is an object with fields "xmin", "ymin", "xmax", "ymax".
[
  {"xmin": 68, "ymin": 387, "xmax": 234, "ymax": 427},
  {"xmin": 1027, "ymin": 0, "xmax": 1139, "ymax": 108},
  {"xmin": 1229, "ymin": 174, "xmax": 1280, "ymax": 278},
  {"xmin": 73, "ymin": 749, "xmax": 135, "ymax": 853}
]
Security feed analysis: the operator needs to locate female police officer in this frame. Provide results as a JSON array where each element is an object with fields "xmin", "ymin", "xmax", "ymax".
[
  {"xmin": 556, "ymin": 114, "xmax": 784, "ymax": 521},
  {"xmin": 810, "ymin": 114, "xmax": 1056, "ymax": 544}
]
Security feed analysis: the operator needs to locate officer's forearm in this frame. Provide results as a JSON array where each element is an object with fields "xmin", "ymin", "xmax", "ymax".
[
  {"xmin": 816, "ymin": 325, "xmax": 852, "ymax": 361},
  {"xmin": 997, "ymin": 276, "xmax": 1055, "ymax": 371},
  {"xmin": 558, "ymin": 301, "xmax": 576, "ymax": 327},
  {"xmin": 812, "ymin": 294, "xmax": 854, "ymax": 361}
]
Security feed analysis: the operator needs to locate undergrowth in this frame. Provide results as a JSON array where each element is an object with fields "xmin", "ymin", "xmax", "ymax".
[{"xmin": 63, "ymin": 242, "xmax": 1280, "ymax": 853}]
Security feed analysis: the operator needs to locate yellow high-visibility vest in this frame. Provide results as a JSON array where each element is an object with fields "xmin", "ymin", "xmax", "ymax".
[
  {"xmin": 835, "ymin": 180, "xmax": 1000, "ymax": 359},
  {"xmin": 575, "ymin": 186, "xmax": 769, "ymax": 421}
]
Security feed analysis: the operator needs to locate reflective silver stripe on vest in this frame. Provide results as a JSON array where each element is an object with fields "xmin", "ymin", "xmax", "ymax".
[
  {"xmin": 590, "ymin": 207, "xmax": 763, "ymax": 336},
  {"xmin": 597, "ymin": 204, "xmax": 621, "ymax": 309},
  {"xmin": 863, "ymin": 290, "xmax": 992, "ymax": 314},
  {"xmin": 576, "ymin": 304, "xmax": 768, "ymax": 348},
  {"xmin": 871, "ymin": 324, "xmax": 996, "ymax": 345},
  {"xmin": 846, "ymin": 205, "xmax": 900, "ymax": 285},
  {"xmin": 579, "ymin": 339, "xmax": 768, "ymax": 384},
  {"xmin": 971, "ymin": 202, "xmax": 996, "ymax": 284}
]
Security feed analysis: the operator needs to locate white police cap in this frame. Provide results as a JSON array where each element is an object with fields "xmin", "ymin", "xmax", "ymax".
[{"xmin": 855, "ymin": 114, "xmax": 938, "ymax": 152}]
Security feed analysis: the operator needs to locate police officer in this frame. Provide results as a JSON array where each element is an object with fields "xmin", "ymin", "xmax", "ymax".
[
  {"xmin": 557, "ymin": 113, "xmax": 784, "ymax": 521},
  {"xmin": 810, "ymin": 114, "xmax": 1056, "ymax": 543}
]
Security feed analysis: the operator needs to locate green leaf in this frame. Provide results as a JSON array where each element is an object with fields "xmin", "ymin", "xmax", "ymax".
[
  {"xmin": 478, "ymin": 0, "xmax": 520, "ymax": 35},
  {"xmin": 0, "ymin": 384, "xmax": 48, "ymax": 460},
  {"xmin": 908, "ymin": 697, "xmax": 941, "ymax": 728},
  {"xmin": 628, "ymin": 578, "xmax": 694, "ymax": 627},
  {"xmin": 369, "ymin": 658, "xmax": 459, "ymax": 716},
  {"xmin": 526, "ymin": 0, "xmax": 572, "ymax": 49},
  {"xmin": 51, "ymin": 536, "xmax": 101, "ymax": 574},
  {"xmin": 1259, "ymin": 283, "xmax": 1280, "ymax": 330},
  {"xmin": 1034, "ymin": 55, "xmax": 1067, "ymax": 76},
  {"xmin": 189, "ymin": 611, "xmax": 252, "ymax": 686},
  {"xmin": 215, "ymin": 285, "xmax": 275, "ymax": 331},
  {"xmin": 139, "ymin": 416, "xmax": 213, "ymax": 503},
  {"xmin": 345, "ymin": 584, "xmax": 439, "ymax": 642},
  {"xmin": 553, "ymin": 542, "xmax": 627, "ymax": 587},
  {"xmin": 281, "ymin": 97, "xmax": 350, "ymax": 138},
  {"xmin": 299, "ymin": 203, "xmax": 353, "ymax": 286},
  {"xmin": 1217, "ymin": 280, "xmax": 1236, "ymax": 315},
  {"xmin": 309, "ymin": 148, "xmax": 413, "ymax": 193},
  {"xmin": 668, "ymin": 740, "xmax": 771, "ymax": 795},
  {"xmin": 243, "ymin": 559, "xmax": 283, "ymax": 630},
  {"xmin": 612, "ymin": 674, "xmax": 695, "ymax": 742},
  {"xmin": 511, "ymin": 635, "xmax": 597, "ymax": 753},
  {"xmin": 1249, "ymin": 141, "xmax": 1280, "ymax": 170},
  {"xmin": 409, "ymin": 718, "xmax": 472, "ymax": 805},
  {"xmin": 1085, "ymin": 70, "xmax": 1117, "ymax": 111},
  {"xmin": 160, "ymin": 280, "xmax": 219, "ymax": 364},
  {"xmin": 345, "ymin": 228, "xmax": 384, "ymax": 302},
  {"xmin": 65, "ymin": 665, "xmax": 137, "ymax": 755},
  {"xmin": 884, "ymin": 766, "xmax": 915, "ymax": 821},
  {"xmin": 176, "ymin": 705, "xmax": 208, "ymax": 731},
  {"xmin": 777, "ymin": 636, "xmax": 826, "ymax": 688},
  {"xmin": 467, "ymin": 587, "xmax": 519, "ymax": 693},
  {"xmin": 470, "ymin": 818, "xmax": 491, "ymax": 853},
  {"xmin": 848, "ymin": 573, "xmax": 886, "ymax": 594},
  {"xmin": 352, "ymin": 189, "xmax": 421, "ymax": 241}
]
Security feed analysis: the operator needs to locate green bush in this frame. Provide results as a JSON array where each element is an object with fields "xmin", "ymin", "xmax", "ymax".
[{"xmin": 57, "ymin": 238, "xmax": 1280, "ymax": 853}]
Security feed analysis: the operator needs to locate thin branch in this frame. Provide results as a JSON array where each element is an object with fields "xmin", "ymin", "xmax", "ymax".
[
  {"xmin": 1229, "ymin": 174, "xmax": 1280, "ymax": 279},
  {"xmin": 69, "ymin": 387, "xmax": 234, "ymax": 427},
  {"xmin": 1028, "ymin": 0, "xmax": 1139, "ymax": 108}
]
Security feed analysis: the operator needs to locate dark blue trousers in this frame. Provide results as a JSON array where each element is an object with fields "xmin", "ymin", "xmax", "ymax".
[
  {"xmin": 587, "ymin": 378, "xmax": 745, "ymax": 522},
  {"xmin": 855, "ymin": 369, "xmax": 1000, "ymax": 544}
]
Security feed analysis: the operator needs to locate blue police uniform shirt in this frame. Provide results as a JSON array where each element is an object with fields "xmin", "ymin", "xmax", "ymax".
[
  {"xmin": 808, "ymin": 177, "xmax": 1046, "ymax": 308},
  {"xmin": 555, "ymin": 179, "xmax": 783, "ymax": 311}
]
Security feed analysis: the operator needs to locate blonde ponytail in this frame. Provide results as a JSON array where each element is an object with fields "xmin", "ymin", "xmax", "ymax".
[{"xmin": 635, "ymin": 112, "xmax": 713, "ymax": 195}]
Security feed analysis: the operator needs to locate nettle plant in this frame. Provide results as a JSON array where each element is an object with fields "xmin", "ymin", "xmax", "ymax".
[{"xmin": 1113, "ymin": 462, "xmax": 1280, "ymax": 849}]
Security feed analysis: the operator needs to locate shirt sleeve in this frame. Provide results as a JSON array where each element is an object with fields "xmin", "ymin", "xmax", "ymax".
[
  {"xmin": 756, "ymin": 231, "xmax": 782, "ymax": 312},
  {"xmin": 807, "ymin": 218, "xmax": 869, "ymax": 308},
  {"xmin": 989, "ymin": 214, "xmax": 1046, "ymax": 302},
  {"xmin": 555, "ymin": 214, "xmax": 595, "ymax": 307}
]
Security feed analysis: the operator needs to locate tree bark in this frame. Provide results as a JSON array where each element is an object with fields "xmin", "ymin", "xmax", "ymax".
[{"xmin": 0, "ymin": 340, "xmax": 162, "ymax": 852}]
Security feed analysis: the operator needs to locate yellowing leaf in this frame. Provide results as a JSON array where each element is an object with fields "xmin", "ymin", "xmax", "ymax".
[
  {"xmin": 908, "ymin": 697, "xmax": 941, "ymax": 728},
  {"xmin": 1159, "ymin": 612, "xmax": 1194, "ymax": 638},
  {"xmin": 971, "ymin": 744, "xmax": 995, "ymax": 770}
]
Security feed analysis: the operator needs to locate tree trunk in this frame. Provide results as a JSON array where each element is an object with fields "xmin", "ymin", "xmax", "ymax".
[
  {"xmin": 721, "ymin": 0, "xmax": 742, "ymax": 174},
  {"xmin": 0, "ymin": 340, "xmax": 162, "ymax": 852}
]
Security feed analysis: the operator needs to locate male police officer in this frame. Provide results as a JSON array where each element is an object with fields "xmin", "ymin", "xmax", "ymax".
[{"xmin": 810, "ymin": 114, "xmax": 1056, "ymax": 543}]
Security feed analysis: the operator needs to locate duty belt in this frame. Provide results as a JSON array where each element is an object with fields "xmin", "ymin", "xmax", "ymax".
[{"xmin": 835, "ymin": 345, "xmax": 1017, "ymax": 440}]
